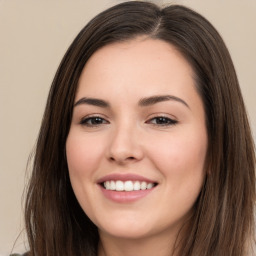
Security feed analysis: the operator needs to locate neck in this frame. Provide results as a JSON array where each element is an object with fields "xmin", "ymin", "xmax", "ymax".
[{"xmin": 98, "ymin": 229, "xmax": 181, "ymax": 256}]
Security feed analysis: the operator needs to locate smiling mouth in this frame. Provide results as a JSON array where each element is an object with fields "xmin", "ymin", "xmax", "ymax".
[{"xmin": 101, "ymin": 180, "xmax": 158, "ymax": 192}]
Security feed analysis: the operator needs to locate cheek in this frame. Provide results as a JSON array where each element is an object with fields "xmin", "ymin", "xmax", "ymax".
[
  {"xmin": 147, "ymin": 129, "xmax": 207, "ymax": 182},
  {"xmin": 65, "ymin": 132, "xmax": 105, "ymax": 216},
  {"xmin": 65, "ymin": 133, "xmax": 103, "ymax": 178}
]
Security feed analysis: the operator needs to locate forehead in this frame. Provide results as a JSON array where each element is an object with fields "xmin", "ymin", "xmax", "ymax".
[
  {"xmin": 81, "ymin": 38, "xmax": 193, "ymax": 76},
  {"xmin": 76, "ymin": 38, "xmax": 196, "ymax": 101}
]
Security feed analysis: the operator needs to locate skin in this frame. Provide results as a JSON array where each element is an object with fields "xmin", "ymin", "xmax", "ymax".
[{"xmin": 66, "ymin": 38, "xmax": 208, "ymax": 256}]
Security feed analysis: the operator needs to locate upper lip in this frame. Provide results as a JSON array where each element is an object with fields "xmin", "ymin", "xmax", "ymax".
[{"xmin": 97, "ymin": 173, "xmax": 157, "ymax": 184}]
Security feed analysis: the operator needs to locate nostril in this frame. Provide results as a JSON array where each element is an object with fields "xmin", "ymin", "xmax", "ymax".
[
  {"xmin": 109, "ymin": 156, "xmax": 136, "ymax": 163},
  {"xmin": 107, "ymin": 136, "xmax": 144, "ymax": 163}
]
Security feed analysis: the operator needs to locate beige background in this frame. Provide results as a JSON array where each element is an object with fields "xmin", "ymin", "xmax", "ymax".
[{"xmin": 0, "ymin": 0, "xmax": 255, "ymax": 254}]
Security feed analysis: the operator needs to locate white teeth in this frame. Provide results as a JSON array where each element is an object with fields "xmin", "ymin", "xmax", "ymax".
[
  {"xmin": 110, "ymin": 180, "xmax": 116, "ymax": 190},
  {"xmin": 103, "ymin": 180, "xmax": 155, "ymax": 191},
  {"xmin": 124, "ymin": 181, "xmax": 133, "ymax": 191},
  {"xmin": 133, "ymin": 181, "xmax": 140, "ymax": 191},
  {"xmin": 115, "ymin": 180, "xmax": 124, "ymax": 191},
  {"xmin": 147, "ymin": 183, "xmax": 153, "ymax": 189},
  {"xmin": 140, "ymin": 181, "xmax": 147, "ymax": 190}
]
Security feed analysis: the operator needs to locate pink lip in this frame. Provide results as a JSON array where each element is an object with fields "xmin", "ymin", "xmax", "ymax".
[
  {"xmin": 97, "ymin": 173, "xmax": 156, "ymax": 183},
  {"xmin": 97, "ymin": 173, "xmax": 158, "ymax": 203},
  {"xmin": 99, "ymin": 185, "xmax": 156, "ymax": 203}
]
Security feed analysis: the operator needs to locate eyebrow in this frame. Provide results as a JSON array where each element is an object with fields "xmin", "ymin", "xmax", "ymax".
[
  {"xmin": 74, "ymin": 97, "xmax": 110, "ymax": 108},
  {"xmin": 74, "ymin": 95, "xmax": 189, "ymax": 109},
  {"xmin": 138, "ymin": 95, "xmax": 190, "ymax": 108}
]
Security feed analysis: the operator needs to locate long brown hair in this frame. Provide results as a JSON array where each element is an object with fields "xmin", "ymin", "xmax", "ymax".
[{"xmin": 25, "ymin": 1, "xmax": 255, "ymax": 255}]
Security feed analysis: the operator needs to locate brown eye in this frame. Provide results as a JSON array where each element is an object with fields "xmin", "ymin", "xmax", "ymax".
[
  {"xmin": 147, "ymin": 116, "xmax": 178, "ymax": 126},
  {"xmin": 80, "ymin": 116, "xmax": 109, "ymax": 126}
]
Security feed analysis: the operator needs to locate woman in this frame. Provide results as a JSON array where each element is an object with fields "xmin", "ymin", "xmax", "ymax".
[{"xmin": 16, "ymin": 1, "xmax": 255, "ymax": 255}]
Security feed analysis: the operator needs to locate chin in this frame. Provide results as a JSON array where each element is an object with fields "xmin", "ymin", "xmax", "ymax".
[{"xmin": 98, "ymin": 219, "xmax": 155, "ymax": 240}]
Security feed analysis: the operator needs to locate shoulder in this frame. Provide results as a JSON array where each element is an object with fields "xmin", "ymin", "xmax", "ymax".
[{"xmin": 10, "ymin": 253, "xmax": 29, "ymax": 256}]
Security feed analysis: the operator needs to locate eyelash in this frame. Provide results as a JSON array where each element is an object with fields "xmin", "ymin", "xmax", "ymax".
[
  {"xmin": 146, "ymin": 116, "xmax": 178, "ymax": 126},
  {"xmin": 79, "ymin": 115, "xmax": 178, "ymax": 127},
  {"xmin": 80, "ymin": 116, "xmax": 109, "ymax": 127}
]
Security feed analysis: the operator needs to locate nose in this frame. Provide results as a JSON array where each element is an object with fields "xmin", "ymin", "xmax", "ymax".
[{"xmin": 107, "ymin": 124, "xmax": 144, "ymax": 165}]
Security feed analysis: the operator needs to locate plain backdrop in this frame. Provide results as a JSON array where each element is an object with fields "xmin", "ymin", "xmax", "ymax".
[{"xmin": 0, "ymin": 0, "xmax": 255, "ymax": 254}]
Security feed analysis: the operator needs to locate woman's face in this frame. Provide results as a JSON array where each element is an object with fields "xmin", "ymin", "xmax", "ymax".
[{"xmin": 66, "ymin": 38, "xmax": 208, "ymax": 241}]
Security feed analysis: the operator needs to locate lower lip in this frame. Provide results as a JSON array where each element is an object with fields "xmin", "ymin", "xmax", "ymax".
[{"xmin": 99, "ymin": 185, "xmax": 156, "ymax": 203}]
